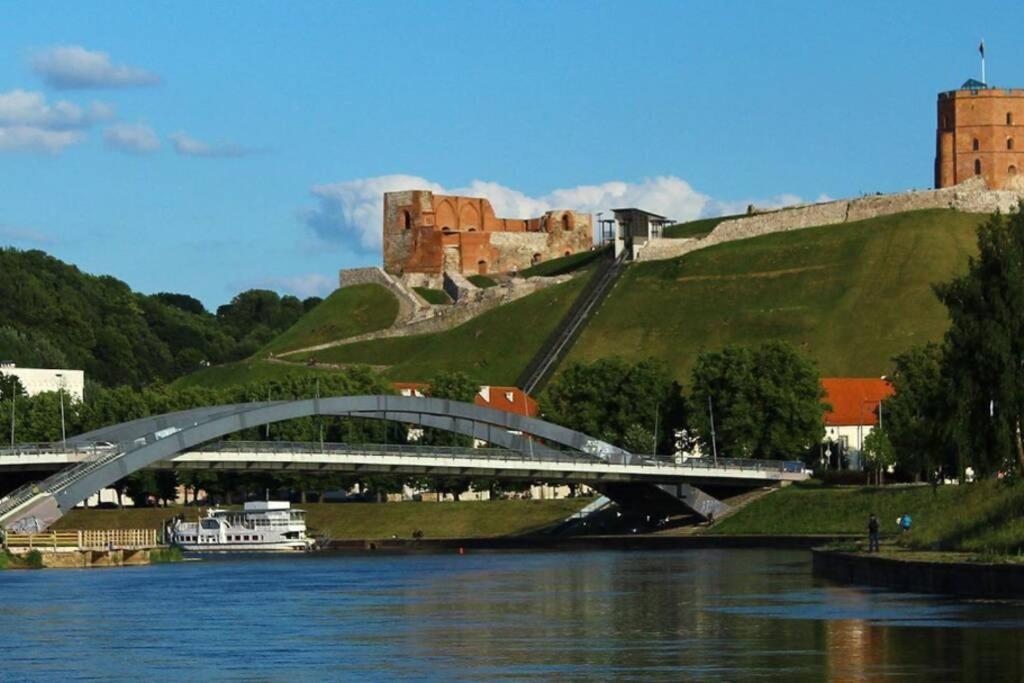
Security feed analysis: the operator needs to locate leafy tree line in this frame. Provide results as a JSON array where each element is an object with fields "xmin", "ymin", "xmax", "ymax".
[
  {"xmin": 884, "ymin": 204, "xmax": 1024, "ymax": 482},
  {"xmin": 0, "ymin": 248, "xmax": 322, "ymax": 387},
  {"xmin": 542, "ymin": 343, "xmax": 828, "ymax": 463}
]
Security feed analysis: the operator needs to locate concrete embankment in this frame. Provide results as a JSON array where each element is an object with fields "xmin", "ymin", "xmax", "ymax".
[
  {"xmin": 325, "ymin": 534, "xmax": 854, "ymax": 553},
  {"xmin": 812, "ymin": 548, "xmax": 1024, "ymax": 600}
]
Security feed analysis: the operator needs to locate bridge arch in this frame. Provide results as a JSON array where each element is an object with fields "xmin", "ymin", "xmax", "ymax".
[{"xmin": 2, "ymin": 395, "xmax": 633, "ymax": 531}]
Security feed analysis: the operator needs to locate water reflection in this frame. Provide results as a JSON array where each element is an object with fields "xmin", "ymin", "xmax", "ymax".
[{"xmin": 0, "ymin": 549, "xmax": 1021, "ymax": 680}]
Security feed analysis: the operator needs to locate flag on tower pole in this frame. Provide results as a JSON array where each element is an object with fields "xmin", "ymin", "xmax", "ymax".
[{"xmin": 979, "ymin": 39, "xmax": 986, "ymax": 84}]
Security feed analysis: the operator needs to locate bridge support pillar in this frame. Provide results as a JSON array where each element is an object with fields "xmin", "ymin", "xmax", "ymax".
[{"xmin": 594, "ymin": 482, "xmax": 730, "ymax": 521}]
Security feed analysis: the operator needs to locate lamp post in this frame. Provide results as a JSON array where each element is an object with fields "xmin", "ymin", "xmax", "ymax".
[
  {"xmin": 9, "ymin": 375, "xmax": 15, "ymax": 448},
  {"xmin": 55, "ymin": 372, "xmax": 66, "ymax": 449}
]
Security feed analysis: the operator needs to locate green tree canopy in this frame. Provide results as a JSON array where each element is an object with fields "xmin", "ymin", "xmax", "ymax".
[
  {"xmin": 934, "ymin": 204, "xmax": 1024, "ymax": 475},
  {"xmin": 541, "ymin": 357, "xmax": 683, "ymax": 453},
  {"xmin": 885, "ymin": 344, "xmax": 956, "ymax": 480},
  {"xmin": 688, "ymin": 341, "xmax": 826, "ymax": 460}
]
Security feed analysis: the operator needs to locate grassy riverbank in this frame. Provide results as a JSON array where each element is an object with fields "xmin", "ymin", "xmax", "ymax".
[
  {"xmin": 53, "ymin": 498, "xmax": 592, "ymax": 540},
  {"xmin": 712, "ymin": 479, "xmax": 1024, "ymax": 556}
]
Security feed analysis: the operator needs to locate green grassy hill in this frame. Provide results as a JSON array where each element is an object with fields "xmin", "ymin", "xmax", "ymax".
[
  {"xmin": 261, "ymin": 284, "xmax": 398, "ymax": 355},
  {"xmin": 292, "ymin": 270, "xmax": 595, "ymax": 384},
  {"xmin": 711, "ymin": 479, "xmax": 1024, "ymax": 556},
  {"xmin": 567, "ymin": 209, "xmax": 984, "ymax": 381},
  {"xmin": 170, "ymin": 358, "xmax": 348, "ymax": 390}
]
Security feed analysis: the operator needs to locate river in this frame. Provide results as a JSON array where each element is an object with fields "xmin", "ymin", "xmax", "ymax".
[{"xmin": 1, "ymin": 548, "xmax": 1021, "ymax": 680}]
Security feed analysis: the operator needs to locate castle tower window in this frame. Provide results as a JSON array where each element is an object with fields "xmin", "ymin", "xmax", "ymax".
[
  {"xmin": 973, "ymin": 138, "xmax": 979, "ymax": 151},
  {"xmin": 531, "ymin": 253, "xmax": 542, "ymax": 265},
  {"xmin": 477, "ymin": 260, "xmax": 488, "ymax": 275},
  {"xmin": 1008, "ymin": 112, "xmax": 1014, "ymax": 125},
  {"xmin": 442, "ymin": 226, "xmax": 454, "ymax": 235},
  {"xmin": 1008, "ymin": 138, "xmax": 1014, "ymax": 150},
  {"xmin": 975, "ymin": 159, "xmax": 982, "ymax": 175},
  {"xmin": 403, "ymin": 211, "xmax": 412, "ymax": 230},
  {"xmin": 561, "ymin": 214, "xmax": 571, "ymax": 231},
  {"xmin": 1010, "ymin": 165, "xmax": 1018, "ymax": 176},
  {"xmin": 941, "ymin": 115, "xmax": 947, "ymax": 128}
]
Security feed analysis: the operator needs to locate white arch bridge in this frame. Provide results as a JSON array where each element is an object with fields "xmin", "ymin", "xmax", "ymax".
[{"xmin": 0, "ymin": 395, "xmax": 808, "ymax": 533}]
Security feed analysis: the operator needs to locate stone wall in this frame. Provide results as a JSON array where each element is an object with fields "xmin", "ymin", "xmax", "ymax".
[
  {"xmin": 338, "ymin": 266, "xmax": 427, "ymax": 324},
  {"xmin": 636, "ymin": 177, "xmax": 1024, "ymax": 263}
]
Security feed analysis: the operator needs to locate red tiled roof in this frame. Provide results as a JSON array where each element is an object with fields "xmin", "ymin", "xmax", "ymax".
[
  {"xmin": 821, "ymin": 377, "xmax": 894, "ymax": 427},
  {"xmin": 391, "ymin": 382, "xmax": 537, "ymax": 417}
]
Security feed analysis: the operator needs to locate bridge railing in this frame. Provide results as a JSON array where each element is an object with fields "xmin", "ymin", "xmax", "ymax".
[
  {"xmin": 0, "ymin": 440, "xmax": 807, "ymax": 475},
  {"xmin": 188, "ymin": 440, "xmax": 805, "ymax": 474},
  {"xmin": 4, "ymin": 528, "xmax": 158, "ymax": 552}
]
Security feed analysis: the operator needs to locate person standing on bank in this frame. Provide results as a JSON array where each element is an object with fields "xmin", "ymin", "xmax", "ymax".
[{"xmin": 867, "ymin": 513, "xmax": 880, "ymax": 552}]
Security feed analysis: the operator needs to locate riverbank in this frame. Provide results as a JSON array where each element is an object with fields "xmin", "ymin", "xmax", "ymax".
[
  {"xmin": 53, "ymin": 498, "xmax": 593, "ymax": 539},
  {"xmin": 709, "ymin": 479, "xmax": 1024, "ymax": 556},
  {"xmin": 325, "ymin": 533, "xmax": 854, "ymax": 553},
  {"xmin": 813, "ymin": 547, "xmax": 1024, "ymax": 599}
]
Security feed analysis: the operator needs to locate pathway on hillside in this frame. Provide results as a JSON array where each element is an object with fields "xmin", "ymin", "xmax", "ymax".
[{"xmin": 518, "ymin": 249, "xmax": 628, "ymax": 394}]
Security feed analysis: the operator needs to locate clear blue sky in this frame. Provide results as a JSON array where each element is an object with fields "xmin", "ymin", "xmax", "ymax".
[{"xmin": 0, "ymin": 1, "xmax": 1017, "ymax": 309}]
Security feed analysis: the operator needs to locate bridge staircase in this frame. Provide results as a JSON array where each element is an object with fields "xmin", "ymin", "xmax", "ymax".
[
  {"xmin": 0, "ymin": 446, "xmax": 127, "ymax": 532},
  {"xmin": 518, "ymin": 249, "xmax": 628, "ymax": 395}
]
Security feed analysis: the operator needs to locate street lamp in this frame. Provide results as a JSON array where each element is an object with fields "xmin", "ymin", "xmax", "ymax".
[{"xmin": 55, "ymin": 372, "xmax": 66, "ymax": 449}]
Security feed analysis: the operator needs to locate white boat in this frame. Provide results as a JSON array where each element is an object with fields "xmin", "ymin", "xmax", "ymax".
[{"xmin": 171, "ymin": 501, "xmax": 316, "ymax": 552}]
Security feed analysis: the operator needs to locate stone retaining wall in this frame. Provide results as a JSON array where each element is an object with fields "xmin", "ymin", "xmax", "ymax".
[
  {"xmin": 637, "ymin": 177, "xmax": 1024, "ymax": 263},
  {"xmin": 338, "ymin": 266, "xmax": 427, "ymax": 323},
  {"xmin": 812, "ymin": 548, "xmax": 1024, "ymax": 599}
]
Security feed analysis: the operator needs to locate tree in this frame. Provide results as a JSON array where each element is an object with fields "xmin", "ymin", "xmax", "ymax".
[
  {"xmin": 885, "ymin": 344, "xmax": 955, "ymax": 481},
  {"xmin": 541, "ymin": 357, "xmax": 684, "ymax": 453},
  {"xmin": 862, "ymin": 426, "xmax": 896, "ymax": 485},
  {"xmin": 0, "ymin": 372, "xmax": 25, "ymax": 403},
  {"xmin": 688, "ymin": 341, "xmax": 827, "ymax": 460},
  {"xmin": 934, "ymin": 204, "xmax": 1024, "ymax": 476}
]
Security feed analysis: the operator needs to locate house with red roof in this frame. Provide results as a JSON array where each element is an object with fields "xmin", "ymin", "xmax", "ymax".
[{"xmin": 820, "ymin": 377, "xmax": 895, "ymax": 468}]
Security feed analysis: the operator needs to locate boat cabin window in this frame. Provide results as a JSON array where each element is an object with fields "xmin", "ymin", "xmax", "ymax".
[{"xmin": 200, "ymin": 519, "xmax": 220, "ymax": 530}]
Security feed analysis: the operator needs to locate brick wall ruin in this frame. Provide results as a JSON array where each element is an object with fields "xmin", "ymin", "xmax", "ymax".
[{"xmin": 382, "ymin": 190, "xmax": 592, "ymax": 276}]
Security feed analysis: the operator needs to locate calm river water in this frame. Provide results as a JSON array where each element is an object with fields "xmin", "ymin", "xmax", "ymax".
[{"xmin": 1, "ymin": 549, "xmax": 1022, "ymax": 680}]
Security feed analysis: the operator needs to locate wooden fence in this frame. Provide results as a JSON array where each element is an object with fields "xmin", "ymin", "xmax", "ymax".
[{"xmin": 4, "ymin": 528, "xmax": 158, "ymax": 552}]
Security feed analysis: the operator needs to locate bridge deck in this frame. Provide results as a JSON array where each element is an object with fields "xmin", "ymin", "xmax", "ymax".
[{"xmin": 0, "ymin": 441, "xmax": 807, "ymax": 485}]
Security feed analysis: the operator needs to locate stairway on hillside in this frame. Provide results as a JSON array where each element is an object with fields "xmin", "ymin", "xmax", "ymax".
[{"xmin": 518, "ymin": 250, "xmax": 628, "ymax": 394}]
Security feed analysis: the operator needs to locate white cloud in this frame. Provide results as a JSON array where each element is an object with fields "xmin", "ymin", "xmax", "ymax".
[
  {"xmin": 104, "ymin": 122, "xmax": 160, "ymax": 154},
  {"xmin": 242, "ymin": 273, "xmax": 336, "ymax": 299},
  {"xmin": 302, "ymin": 174, "xmax": 812, "ymax": 253},
  {"xmin": 0, "ymin": 89, "xmax": 113, "ymax": 129},
  {"xmin": 170, "ymin": 132, "xmax": 253, "ymax": 158},
  {"xmin": 0, "ymin": 223, "xmax": 55, "ymax": 245},
  {"xmin": 31, "ymin": 45, "xmax": 160, "ymax": 89},
  {"xmin": 0, "ymin": 89, "xmax": 112, "ymax": 153}
]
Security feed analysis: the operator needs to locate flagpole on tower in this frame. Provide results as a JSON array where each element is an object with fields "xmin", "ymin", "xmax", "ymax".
[{"xmin": 980, "ymin": 39, "xmax": 986, "ymax": 85}]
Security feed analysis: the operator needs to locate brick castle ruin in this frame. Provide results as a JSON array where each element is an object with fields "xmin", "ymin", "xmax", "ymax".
[{"xmin": 382, "ymin": 190, "xmax": 592, "ymax": 276}]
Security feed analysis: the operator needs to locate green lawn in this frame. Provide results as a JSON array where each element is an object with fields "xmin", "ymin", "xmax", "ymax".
[
  {"xmin": 171, "ymin": 359, "xmax": 346, "ymax": 390},
  {"xmin": 54, "ymin": 499, "xmax": 591, "ymax": 540},
  {"xmin": 568, "ymin": 209, "xmax": 984, "ymax": 381},
  {"xmin": 519, "ymin": 246, "xmax": 610, "ymax": 278},
  {"xmin": 292, "ymin": 270, "xmax": 595, "ymax": 384},
  {"xmin": 711, "ymin": 479, "xmax": 1024, "ymax": 555},
  {"xmin": 262, "ymin": 284, "xmax": 399, "ymax": 355},
  {"xmin": 467, "ymin": 274, "xmax": 497, "ymax": 289},
  {"xmin": 663, "ymin": 214, "xmax": 741, "ymax": 239},
  {"xmin": 414, "ymin": 287, "xmax": 452, "ymax": 305}
]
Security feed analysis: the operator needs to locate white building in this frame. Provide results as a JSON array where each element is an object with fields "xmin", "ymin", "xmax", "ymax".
[
  {"xmin": 0, "ymin": 363, "xmax": 85, "ymax": 401},
  {"xmin": 821, "ymin": 377, "xmax": 894, "ymax": 469}
]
